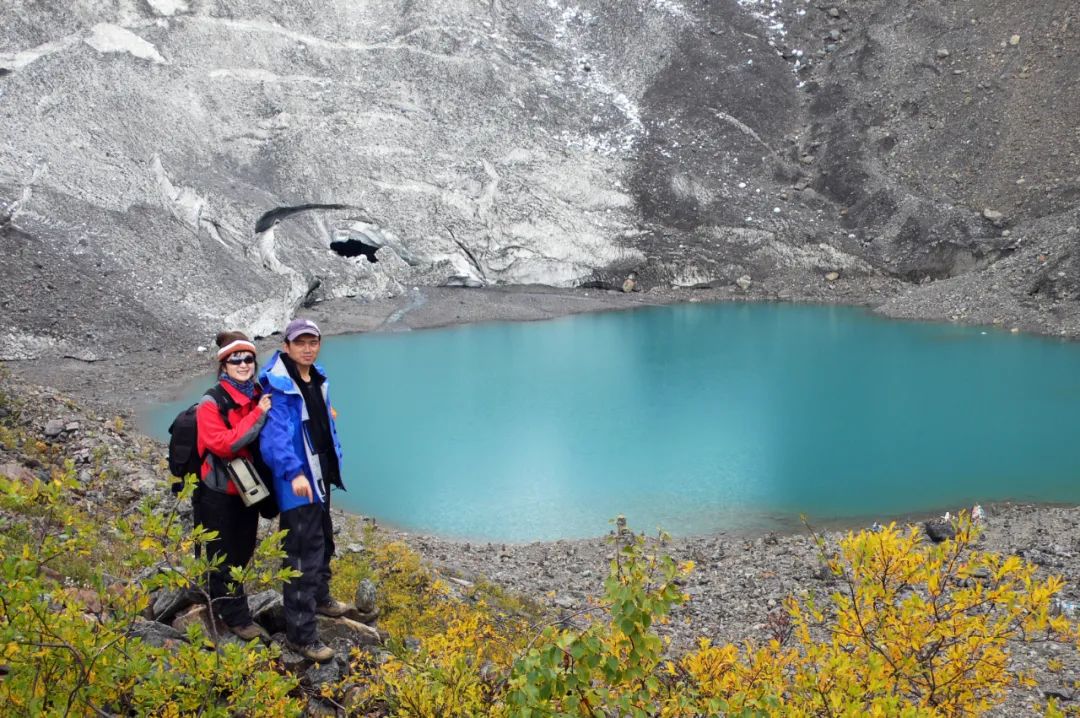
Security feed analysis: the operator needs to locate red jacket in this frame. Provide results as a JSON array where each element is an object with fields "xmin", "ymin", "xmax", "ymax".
[{"xmin": 196, "ymin": 381, "xmax": 267, "ymax": 495}]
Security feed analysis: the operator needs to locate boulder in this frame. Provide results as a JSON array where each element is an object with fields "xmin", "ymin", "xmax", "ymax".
[
  {"xmin": 172, "ymin": 605, "xmax": 226, "ymax": 639},
  {"xmin": 923, "ymin": 520, "xmax": 956, "ymax": 544},
  {"xmin": 317, "ymin": 616, "xmax": 383, "ymax": 653},
  {"xmin": 151, "ymin": 587, "xmax": 200, "ymax": 624},
  {"xmin": 735, "ymin": 275, "xmax": 753, "ymax": 291},
  {"xmin": 249, "ymin": 589, "xmax": 287, "ymax": 635},
  {"xmin": 304, "ymin": 660, "xmax": 344, "ymax": 690},
  {"xmin": 354, "ymin": 579, "xmax": 377, "ymax": 615},
  {"xmin": 0, "ymin": 462, "xmax": 36, "ymax": 483},
  {"xmin": 130, "ymin": 618, "xmax": 186, "ymax": 648},
  {"xmin": 343, "ymin": 607, "xmax": 379, "ymax": 624},
  {"xmin": 982, "ymin": 208, "xmax": 1006, "ymax": 226}
]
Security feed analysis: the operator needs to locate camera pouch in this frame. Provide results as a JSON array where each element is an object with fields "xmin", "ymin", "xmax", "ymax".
[{"xmin": 226, "ymin": 457, "xmax": 271, "ymax": 507}]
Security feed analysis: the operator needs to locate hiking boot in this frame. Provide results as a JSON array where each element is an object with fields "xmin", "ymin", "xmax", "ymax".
[
  {"xmin": 315, "ymin": 599, "xmax": 350, "ymax": 618},
  {"xmin": 229, "ymin": 623, "xmax": 270, "ymax": 642},
  {"xmin": 288, "ymin": 640, "xmax": 335, "ymax": 663}
]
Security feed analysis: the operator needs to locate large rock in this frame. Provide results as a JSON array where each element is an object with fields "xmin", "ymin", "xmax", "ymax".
[
  {"xmin": 923, "ymin": 519, "xmax": 957, "ymax": 544},
  {"xmin": 316, "ymin": 616, "xmax": 383, "ymax": 653},
  {"xmin": 130, "ymin": 618, "xmax": 187, "ymax": 649},
  {"xmin": 172, "ymin": 604, "xmax": 224, "ymax": 639},
  {"xmin": 249, "ymin": 589, "xmax": 287, "ymax": 635},
  {"xmin": 354, "ymin": 578, "xmax": 377, "ymax": 615},
  {"xmin": 151, "ymin": 587, "xmax": 200, "ymax": 624},
  {"xmin": 303, "ymin": 661, "xmax": 344, "ymax": 690},
  {"xmin": 0, "ymin": 462, "xmax": 36, "ymax": 483}
]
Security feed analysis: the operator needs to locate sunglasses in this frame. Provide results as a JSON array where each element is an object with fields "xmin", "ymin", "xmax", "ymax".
[{"xmin": 225, "ymin": 355, "xmax": 256, "ymax": 365}]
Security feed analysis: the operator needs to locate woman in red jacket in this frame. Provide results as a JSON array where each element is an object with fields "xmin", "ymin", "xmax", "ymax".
[{"xmin": 193, "ymin": 330, "xmax": 271, "ymax": 641}]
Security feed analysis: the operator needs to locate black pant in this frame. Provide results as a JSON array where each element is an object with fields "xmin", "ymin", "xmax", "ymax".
[
  {"xmin": 192, "ymin": 486, "xmax": 260, "ymax": 628},
  {"xmin": 280, "ymin": 497, "xmax": 335, "ymax": 645}
]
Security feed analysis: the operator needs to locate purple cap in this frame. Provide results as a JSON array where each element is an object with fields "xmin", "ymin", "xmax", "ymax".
[{"xmin": 285, "ymin": 318, "xmax": 321, "ymax": 341}]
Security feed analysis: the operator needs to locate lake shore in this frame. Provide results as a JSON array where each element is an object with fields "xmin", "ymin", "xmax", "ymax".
[
  {"xmin": 11, "ymin": 272, "xmax": 1080, "ymax": 420},
  {"xmin": 8, "ymin": 286, "xmax": 677, "ymax": 414},
  {"xmin": 3, "ymin": 289, "xmax": 1080, "ymax": 714}
]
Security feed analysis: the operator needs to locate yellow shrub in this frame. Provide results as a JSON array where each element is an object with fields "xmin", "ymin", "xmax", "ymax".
[
  {"xmin": 341, "ymin": 537, "xmax": 532, "ymax": 717},
  {"xmin": 674, "ymin": 516, "xmax": 1075, "ymax": 716},
  {"xmin": 507, "ymin": 516, "xmax": 1076, "ymax": 718}
]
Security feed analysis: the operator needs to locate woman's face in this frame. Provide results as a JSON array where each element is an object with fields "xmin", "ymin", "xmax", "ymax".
[{"xmin": 223, "ymin": 352, "xmax": 257, "ymax": 382}]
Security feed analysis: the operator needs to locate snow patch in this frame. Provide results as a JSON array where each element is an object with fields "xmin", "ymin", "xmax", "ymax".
[
  {"xmin": 85, "ymin": 24, "xmax": 166, "ymax": 64},
  {"xmin": 146, "ymin": 0, "xmax": 189, "ymax": 16},
  {"xmin": 0, "ymin": 36, "xmax": 78, "ymax": 72}
]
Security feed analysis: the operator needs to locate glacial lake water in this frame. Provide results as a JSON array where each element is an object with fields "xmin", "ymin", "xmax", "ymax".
[{"xmin": 146, "ymin": 303, "xmax": 1080, "ymax": 541}]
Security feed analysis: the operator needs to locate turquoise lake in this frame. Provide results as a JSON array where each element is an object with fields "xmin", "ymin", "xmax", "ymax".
[{"xmin": 146, "ymin": 303, "xmax": 1080, "ymax": 541}]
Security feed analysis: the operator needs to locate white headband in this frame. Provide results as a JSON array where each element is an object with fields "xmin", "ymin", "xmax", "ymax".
[{"xmin": 217, "ymin": 339, "xmax": 257, "ymax": 361}]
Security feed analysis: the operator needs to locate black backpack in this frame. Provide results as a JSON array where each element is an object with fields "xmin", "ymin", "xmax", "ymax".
[
  {"xmin": 166, "ymin": 387, "xmax": 278, "ymax": 518},
  {"xmin": 167, "ymin": 385, "xmax": 236, "ymax": 493}
]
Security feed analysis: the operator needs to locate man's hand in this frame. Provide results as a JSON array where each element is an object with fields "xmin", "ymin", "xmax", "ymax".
[{"xmin": 291, "ymin": 475, "xmax": 313, "ymax": 503}]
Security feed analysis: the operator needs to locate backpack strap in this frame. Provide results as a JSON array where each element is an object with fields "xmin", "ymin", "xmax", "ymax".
[
  {"xmin": 204, "ymin": 384, "xmax": 238, "ymax": 429},
  {"xmin": 197, "ymin": 384, "xmax": 240, "ymax": 469}
]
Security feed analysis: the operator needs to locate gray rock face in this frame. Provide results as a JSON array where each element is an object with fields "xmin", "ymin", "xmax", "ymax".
[
  {"xmin": 0, "ymin": 0, "xmax": 1077, "ymax": 359},
  {"xmin": 0, "ymin": 0, "xmax": 660, "ymax": 358}
]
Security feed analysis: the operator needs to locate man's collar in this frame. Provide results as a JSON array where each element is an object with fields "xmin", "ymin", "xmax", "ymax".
[{"xmin": 280, "ymin": 353, "xmax": 325, "ymax": 385}]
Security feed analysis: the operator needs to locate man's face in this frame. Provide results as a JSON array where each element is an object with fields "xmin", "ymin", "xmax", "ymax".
[{"xmin": 285, "ymin": 334, "xmax": 321, "ymax": 369}]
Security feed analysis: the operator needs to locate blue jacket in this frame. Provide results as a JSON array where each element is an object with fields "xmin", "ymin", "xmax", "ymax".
[{"xmin": 258, "ymin": 351, "xmax": 345, "ymax": 513}]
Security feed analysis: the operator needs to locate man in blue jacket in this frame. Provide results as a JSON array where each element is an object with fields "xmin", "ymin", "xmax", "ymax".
[{"xmin": 259, "ymin": 318, "xmax": 348, "ymax": 663}]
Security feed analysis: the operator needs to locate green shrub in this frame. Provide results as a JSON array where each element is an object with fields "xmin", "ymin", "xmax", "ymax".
[{"xmin": 0, "ymin": 472, "xmax": 303, "ymax": 717}]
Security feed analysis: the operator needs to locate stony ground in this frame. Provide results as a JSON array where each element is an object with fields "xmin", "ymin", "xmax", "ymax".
[
  {"xmin": 391, "ymin": 502, "xmax": 1080, "ymax": 716},
  {"xmin": 5, "ymin": 365, "xmax": 1080, "ymax": 714}
]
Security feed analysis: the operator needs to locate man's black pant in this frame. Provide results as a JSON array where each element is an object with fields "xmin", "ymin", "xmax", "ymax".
[
  {"xmin": 280, "ymin": 497, "xmax": 335, "ymax": 645},
  {"xmin": 192, "ymin": 486, "xmax": 260, "ymax": 629}
]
